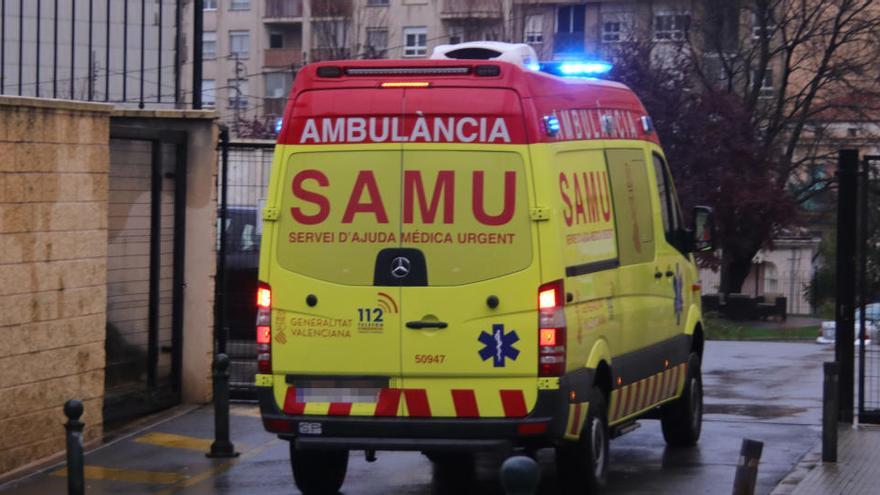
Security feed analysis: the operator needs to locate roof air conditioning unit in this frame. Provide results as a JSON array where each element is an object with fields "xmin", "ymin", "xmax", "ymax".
[{"xmin": 430, "ymin": 42, "xmax": 539, "ymax": 70}]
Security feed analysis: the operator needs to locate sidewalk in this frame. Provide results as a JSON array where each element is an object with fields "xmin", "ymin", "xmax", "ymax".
[
  {"xmin": 0, "ymin": 404, "xmax": 285, "ymax": 495},
  {"xmin": 772, "ymin": 425, "xmax": 880, "ymax": 495}
]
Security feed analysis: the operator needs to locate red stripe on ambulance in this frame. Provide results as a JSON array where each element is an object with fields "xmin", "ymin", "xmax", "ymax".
[
  {"xmin": 374, "ymin": 388, "xmax": 402, "ymax": 417},
  {"xmin": 283, "ymin": 387, "xmax": 306, "ymax": 415},
  {"xmin": 500, "ymin": 390, "xmax": 528, "ymax": 417},
  {"xmin": 404, "ymin": 389, "xmax": 432, "ymax": 417},
  {"xmin": 451, "ymin": 390, "xmax": 480, "ymax": 418}
]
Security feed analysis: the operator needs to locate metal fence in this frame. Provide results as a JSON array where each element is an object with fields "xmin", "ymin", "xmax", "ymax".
[
  {"xmin": 0, "ymin": 0, "xmax": 181, "ymax": 106},
  {"xmin": 216, "ymin": 138, "xmax": 274, "ymax": 398},
  {"xmin": 858, "ymin": 155, "xmax": 880, "ymax": 422}
]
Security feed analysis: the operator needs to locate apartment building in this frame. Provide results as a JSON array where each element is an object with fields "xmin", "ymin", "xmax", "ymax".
[{"xmin": 181, "ymin": 0, "xmax": 522, "ymax": 133}]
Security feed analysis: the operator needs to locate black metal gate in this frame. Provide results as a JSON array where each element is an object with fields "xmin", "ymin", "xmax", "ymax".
[
  {"xmin": 858, "ymin": 154, "xmax": 880, "ymax": 423},
  {"xmin": 103, "ymin": 128, "xmax": 187, "ymax": 424},
  {"xmin": 216, "ymin": 134, "xmax": 275, "ymax": 399}
]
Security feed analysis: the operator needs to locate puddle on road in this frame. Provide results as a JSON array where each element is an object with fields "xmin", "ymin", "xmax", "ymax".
[{"xmin": 704, "ymin": 402, "xmax": 807, "ymax": 419}]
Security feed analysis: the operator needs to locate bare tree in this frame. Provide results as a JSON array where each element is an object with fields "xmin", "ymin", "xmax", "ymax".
[{"xmin": 649, "ymin": 0, "xmax": 880, "ymax": 294}]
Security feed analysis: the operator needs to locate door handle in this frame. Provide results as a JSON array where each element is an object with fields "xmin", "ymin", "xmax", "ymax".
[
  {"xmin": 406, "ymin": 321, "xmax": 448, "ymax": 329},
  {"xmin": 665, "ymin": 270, "xmax": 675, "ymax": 277},
  {"xmin": 654, "ymin": 271, "xmax": 663, "ymax": 279}
]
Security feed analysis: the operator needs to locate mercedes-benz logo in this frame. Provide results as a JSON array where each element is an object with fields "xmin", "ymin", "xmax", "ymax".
[{"xmin": 390, "ymin": 257, "xmax": 411, "ymax": 279}]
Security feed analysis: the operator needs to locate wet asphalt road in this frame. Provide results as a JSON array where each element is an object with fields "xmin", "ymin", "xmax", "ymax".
[{"xmin": 1, "ymin": 341, "xmax": 830, "ymax": 495}]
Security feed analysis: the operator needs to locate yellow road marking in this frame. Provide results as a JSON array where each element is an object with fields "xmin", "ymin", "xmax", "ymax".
[
  {"xmin": 134, "ymin": 432, "xmax": 214, "ymax": 452},
  {"xmin": 52, "ymin": 466, "xmax": 189, "ymax": 484},
  {"xmin": 154, "ymin": 438, "xmax": 282, "ymax": 495},
  {"xmin": 230, "ymin": 405, "xmax": 261, "ymax": 418}
]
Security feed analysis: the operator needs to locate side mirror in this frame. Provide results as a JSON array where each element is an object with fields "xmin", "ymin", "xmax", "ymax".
[{"xmin": 692, "ymin": 206, "xmax": 715, "ymax": 252}]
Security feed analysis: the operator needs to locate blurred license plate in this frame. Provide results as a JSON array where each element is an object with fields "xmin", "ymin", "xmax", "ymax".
[
  {"xmin": 297, "ymin": 387, "xmax": 381, "ymax": 404},
  {"xmin": 290, "ymin": 377, "xmax": 388, "ymax": 404}
]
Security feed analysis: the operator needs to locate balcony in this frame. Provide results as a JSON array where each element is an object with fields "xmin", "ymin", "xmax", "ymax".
[
  {"xmin": 264, "ymin": 97, "xmax": 287, "ymax": 117},
  {"xmin": 264, "ymin": 0, "xmax": 303, "ymax": 21},
  {"xmin": 309, "ymin": 47, "xmax": 352, "ymax": 62},
  {"xmin": 554, "ymin": 32, "xmax": 585, "ymax": 54},
  {"xmin": 310, "ymin": 0, "xmax": 352, "ymax": 18},
  {"xmin": 441, "ymin": 0, "xmax": 503, "ymax": 19},
  {"xmin": 264, "ymin": 47, "xmax": 302, "ymax": 67}
]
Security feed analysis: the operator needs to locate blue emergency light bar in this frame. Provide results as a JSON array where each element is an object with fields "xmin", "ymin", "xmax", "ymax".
[{"xmin": 537, "ymin": 60, "xmax": 614, "ymax": 78}]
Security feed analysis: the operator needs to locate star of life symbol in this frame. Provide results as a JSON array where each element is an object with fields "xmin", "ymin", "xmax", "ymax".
[
  {"xmin": 673, "ymin": 264, "xmax": 683, "ymax": 325},
  {"xmin": 478, "ymin": 324, "xmax": 520, "ymax": 367}
]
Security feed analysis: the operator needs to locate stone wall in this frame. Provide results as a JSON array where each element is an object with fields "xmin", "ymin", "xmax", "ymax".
[{"xmin": 0, "ymin": 97, "xmax": 113, "ymax": 476}]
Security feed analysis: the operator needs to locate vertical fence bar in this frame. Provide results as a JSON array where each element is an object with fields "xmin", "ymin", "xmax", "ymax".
[
  {"xmin": 53, "ymin": 0, "xmax": 57, "ymax": 98},
  {"xmin": 193, "ymin": 0, "xmax": 203, "ymax": 109},
  {"xmin": 174, "ymin": 0, "xmax": 181, "ymax": 105},
  {"xmin": 123, "ymin": 0, "xmax": 128, "ymax": 101},
  {"xmin": 1, "ymin": 0, "xmax": 5, "ymax": 94},
  {"xmin": 70, "ymin": 0, "xmax": 76, "ymax": 98},
  {"xmin": 836, "ymin": 149, "xmax": 859, "ymax": 424},
  {"xmin": 859, "ymin": 157, "xmax": 868, "ymax": 419},
  {"xmin": 87, "ymin": 0, "xmax": 93, "ymax": 100},
  {"xmin": 215, "ymin": 125, "xmax": 229, "ymax": 355},
  {"xmin": 823, "ymin": 362, "xmax": 839, "ymax": 462},
  {"xmin": 18, "ymin": 0, "xmax": 23, "ymax": 95},
  {"xmin": 158, "ymin": 0, "xmax": 163, "ymax": 102},
  {"xmin": 35, "ymin": 0, "xmax": 40, "ymax": 97},
  {"xmin": 139, "ymin": 0, "xmax": 145, "ymax": 108},
  {"xmin": 105, "ymin": 0, "xmax": 110, "ymax": 101}
]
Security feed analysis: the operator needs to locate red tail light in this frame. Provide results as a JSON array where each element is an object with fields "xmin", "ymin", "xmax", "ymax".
[
  {"xmin": 256, "ymin": 281, "xmax": 272, "ymax": 374},
  {"xmin": 538, "ymin": 279, "xmax": 566, "ymax": 377}
]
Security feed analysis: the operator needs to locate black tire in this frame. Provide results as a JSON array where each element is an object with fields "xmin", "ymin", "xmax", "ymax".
[
  {"xmin": 556, "ymin": 386, "xmax": 609, "ymax": 494},
  {"xmin": 290, "ymin": 443, "xmax": 349, "ymax": 495},
  {"xmin": 661, "ymin": 352, "xmax": 703, "ymax": 447}
]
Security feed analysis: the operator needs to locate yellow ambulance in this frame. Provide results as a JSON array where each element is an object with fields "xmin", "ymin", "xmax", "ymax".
[{"xmin": 256, "ymin": 45, "xmax": 714, "ymax": 494}]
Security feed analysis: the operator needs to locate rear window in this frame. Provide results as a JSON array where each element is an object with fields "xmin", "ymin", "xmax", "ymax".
[{"xmin": 275, "ymin": 149, "xmax": 532, "ymax": 286}]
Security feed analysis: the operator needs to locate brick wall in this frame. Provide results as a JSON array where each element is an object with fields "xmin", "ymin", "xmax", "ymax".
[{"xmin": 0, "ymin": 97, "xmax": 113, "ymax": 476}]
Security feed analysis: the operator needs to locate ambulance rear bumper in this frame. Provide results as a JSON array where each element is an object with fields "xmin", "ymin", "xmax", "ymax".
[{"xmin": 257, "ymin": 386, "xmax": 573, "ymax": 451}]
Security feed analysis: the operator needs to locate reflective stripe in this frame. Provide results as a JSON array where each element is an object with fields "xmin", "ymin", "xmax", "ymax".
[
  {"xmin": 374, "ymin": 388, "xmax": 402, "ymax": 417},
  {"xmin": 328, "ymin": 402, "xmax": 352, "ymax": 416},
  {"xmin": 404, "ymin": 389, "xmax": 432, "ymax": 417},
  {"xmin": 283, "ymin": 387, "xmax": 306, "ymax": 415},
  {"xmin": 451, "ymin": 389, "xmax": 480, "ymax": 418},
  {"xmin": 500, "ymin": 390, "xmax": 528, "ymax": 417}
]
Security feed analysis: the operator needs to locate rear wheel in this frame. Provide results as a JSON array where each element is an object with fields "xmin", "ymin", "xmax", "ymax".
[
  {"xmin": 556, "ymin": 386, "xmax": 608, "ymax": 494},
  {"xmin": 290, "ymin": 443, "xmax": 349, "ymax": 495},
  {"xmin": 661, "ymin": 352, "xmax": 703, "ymax": 447}
]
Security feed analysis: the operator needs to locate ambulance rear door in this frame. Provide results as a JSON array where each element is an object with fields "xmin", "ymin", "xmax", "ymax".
[{"xmin": 396, "ymin": 87, "xmax": 542, "ymax": 419}]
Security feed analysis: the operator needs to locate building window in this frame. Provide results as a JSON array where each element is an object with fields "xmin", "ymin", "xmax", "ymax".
[
  {"xmin": 366, "ymin": 28, "xmax": 388, "ymax": 58},
  {"xmin": 601, "ymin": 13, "xmax": 633, "ymax": 43},
  {"xmin": 228, "ymin": 79, "xmax": 249, "ymax": 108},
  {"xmin": 448, "ymin": 26, "xmax": 464, "ymax": 45},
  {"xmin": 230, "ymin": 0, "xmax": 250, "ymax": 11},
  {"xmin": 764, "ymin": 263, "xmax": 778, "ymax": 293},
  {"xmin": 403, "ymin": 27, "xmax": 427, "ymax": 57},
  {"xmin": 367, "ymin": 0, "xmax": 389, "ymax": 5},
  {"xmin": 202, "ymin": 79, "xmax": 215, "ymax": 107},
  {"xmin": 202, "ymin": 31, "xmax": 217, "ymax": 59},
  {"xmin": 265, "ymin": 72, "xmax": 292, "ymax": 99},
  {"xmin": 204, "ymin": 0, "xmax": 217, "ymax": 10},
  {"xmin": 751, "ymin": 12, "xmax": 776, "ymax": 39},
  {"xmin": 525, "ymin": 14, "xmax": 544, "ymax": 44},
  {"xmin": 269, "ymin": 31, "xmax": 284, "ymax": 49},
  {"xmin": 557, "ymin": 5, "xmax": 585, "ymax": 34},
  {"xmin": 229, "ymin": 30, "xmax": 250, "ymax": 59},
  {"xmin": 753, "ymin": 68, "xmax": 774, "ymax": 97},
  {"xmin": 654, "ymin": 13, "xmax": 689, "ymax": 41}
]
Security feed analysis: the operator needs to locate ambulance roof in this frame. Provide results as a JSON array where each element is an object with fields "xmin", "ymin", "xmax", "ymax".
[{"xmin": 283, "ymin": 59, "xmax": 658, "ymax": 145}]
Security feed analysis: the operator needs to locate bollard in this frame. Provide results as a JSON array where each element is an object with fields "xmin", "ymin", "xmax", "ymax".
[
  {"xmin": 731, "ymin": 438, "xmax": 763, "ymax": 495},
  {"xmin": 64, "ymin": 399, "xmax": 85, "ymax": 495},
  {"xmin": 822, "ymin": 361, "xmax": 839, "ymax": 462},
  {"xmin": 500, "ymin": 455, "xmax": 541, "ymax": 495},
  {"xmin": 207, "ymin": 353, "xmax": 239, "ymax": 458}
]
